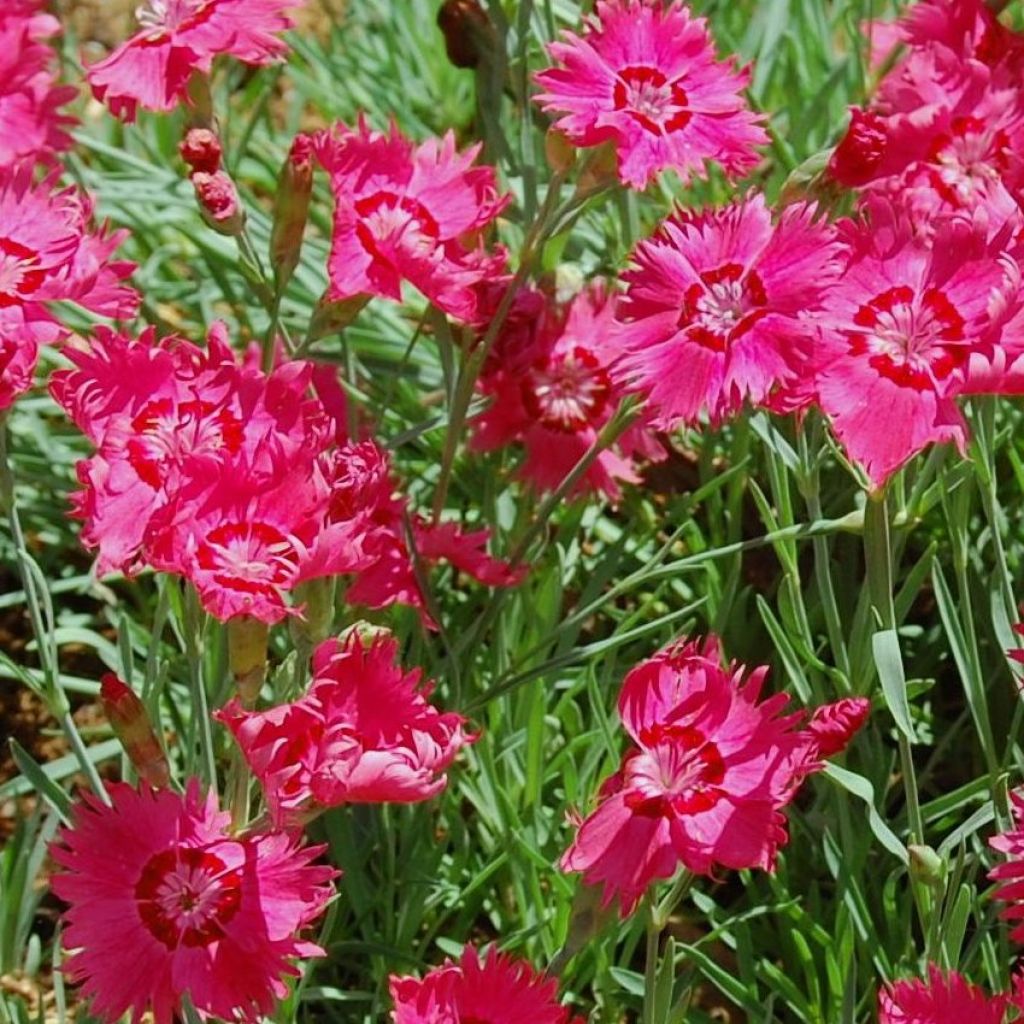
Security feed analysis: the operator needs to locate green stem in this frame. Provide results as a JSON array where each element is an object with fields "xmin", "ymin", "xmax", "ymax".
[
  {"xmin": 431, "ymin": 170, "xmax": 567, "ymax": 520},
  {"xmin": 864, "ymin": 492, "xmax": 924, "ymax": 844}
]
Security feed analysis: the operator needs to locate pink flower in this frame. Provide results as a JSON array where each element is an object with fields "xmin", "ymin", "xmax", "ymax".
[
  {"xmin": 87, "ymin": 0, "xmax": 301, "ymax": 121},
  {"xmin": 326, "ymin": 439, "xmax": 523, "ymax": 620},
  {"xmin": 314, "ymin": 119, "xmax": 508, "ymax": 323},
  {"xmin": 614, "ymin": 194, "xmax": 842, "ymax": 428},
  {"xmin": 50, "ymin": 780, "xmax": 336, "ymax": 1024},
  {"xmin": 50, "ymin": 324, "xmax": 335, "ymax": 591},
  {"xmin": 878, "ymin": 965, "xmax": 1009, "ymax": 1024},
  {"xmin": 389, "ymin": 946, "xmax": 582, "ymax": 1024},
  {"xmin": 0, "ymin": 3, "xmax": 75, "ymax": 169},
  {"xmin": 561, "ymin": 635, "xmax": 866, "ymax": 914},
  {"xmin": 533, "ymin": 0, "xmax": 767, "ymax": 190},
  {"xmin": 217, "ymin": 633, "xmax": 475, "ymax": 827},
  {"xmin": 806, "ymin": 696, "xmax": 870, "ymax": 759},
  {"xmin": 987, "ymin": 790, "xmax": 1024, "ymax": 943},
  {"xmin": 472, "ymin": 281, "xmax": 664, "ymax": 499},
  {"xmin": 0, "ymin": 167, "xmax": 137, "ymax": 410},
  {"xmin": 814, "ymin": 200, "xmax": 1020, "ymax": 488}
]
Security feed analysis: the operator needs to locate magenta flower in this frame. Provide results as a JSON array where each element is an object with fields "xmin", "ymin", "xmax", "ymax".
[
  {"xmin": 472, "ymin": 281, "xmax": 664, "ymax": 499},
  {"xmin": 314, "ymin": 119, "xmax": 508, "ymax": 323},
  {"xmin": 988, "ymin": 790, "xmax": 1024, "ymax": 943},
  {"xmin": 390, "ymin": 946, "xmax": 583, "ymax": 1024},
  {"xmin": 533, "ymin": 0, "xmax": 767, "ymax": 190},
  {"xmin": 878, "ymin": 965, "xmax": 1010, "ymax": 1024},
  {"xmin": 815, "ymin": 201, "xmax": 1019, "ymax": 488},
  {"xmin": 614, "ymin": 194, "xmax": 842, "ymax": 428},
  {"xmin": 87, "ymin": 0, "xmax": 300, "ymax": 121},
  {"xmin": 50, "ymin": 780, "xmax": 336, "ymax": 1024},
  {"xmin": 0, "ymin": 2, "xmax": 75, "ymax": 169},
  {"xmin": 217, "ymin": 633, "xmax": 475, "ymax": 827},
  {"xmin": 0, "ymin": 167, "xmax": 137, "ymax": 411},
  {"xmin": 561, "ymin": 635, "xmax": 867, "ymax": 915}
]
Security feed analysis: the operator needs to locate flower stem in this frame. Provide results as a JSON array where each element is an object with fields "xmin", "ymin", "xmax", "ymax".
[
  {"xmin": 431, "ymin": 170, "xmax": 567, "ymax": 521},
  {"xmin": 864, "ymin": 491, "xmax": 924, "ymax": 844}
]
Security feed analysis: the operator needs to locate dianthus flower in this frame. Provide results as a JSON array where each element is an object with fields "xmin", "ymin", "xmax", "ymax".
[
  {"xmin": 560, "ymin": 635, "xmax": 868, "ymax": 915},
  {"xmin": 0, "ymin": 167, "xmax": 137, "ymax": 411},
  {"xmin": 219, "ymin": 633, "xmax": 474, "ymax": 827},
  {"xmin": 389, "ymin": 946, "xmax": 583, "ymax": 1024},
  {"xmin": 814, "ymin": 200, "xmax": 1020, "ymax": 488},
  {"xmin": 987, "ymin": 790, "xmax": 1024, "ymax": 943},
  {"xmin": 50, "ymin": 780, "xmax": 336, "ymax": 1024},
  {"xmin": 87, "ymin": 0, "xmax": 301, "ymax": 121},
  {"xmin": 51, "ymin": 331, "xmax": 521, "ymax": 623},
  {"xmin": 472, "ymin": 281, "xmax": 664, "ymax": 499},
  {"xmin": 533, "ymin": 0, "xmax": 767, "ymax": 190},
  {"xmin": 614, "ymin": 194, "xmax": 842, "ymax": 429},
  {"xmin": 878, "ymin": 965, "xmax": 1010, "ymax": 1024},
  {"xmin": 314, "ymin": 120, "xmax": 508, "ymax": 324},
  {"xmin": 0, "ymin": 2, "xmax": 75, "ymax": 168}
]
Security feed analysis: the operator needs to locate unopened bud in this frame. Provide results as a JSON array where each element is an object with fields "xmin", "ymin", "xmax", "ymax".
[
  {"xmin": 827, "ymin": 107, "xmax": 887, "ymax": 188},
  {"xmin": 180, "ymin": 128, "xmax": 222, "ymax": 174},
  {"xmin": 227, "ymin": 615, "xmax": 269, "ymax": 707},
  {"xmin": 436, "ymin": 0, "xmax": 496, "ymax": 69},
  {"xmin": 545, "ymin": 127, "xmax": 576, "ymax": 175},
  {"xmin": 101, "ymin": 673, "xmax": 170, "ymax": 788},
  {"xmin": 270, "ymin": 133, "xmax": 315, "ymax": 292},
  {"xmin": 908, "ymin": 844, "xmax": 946, "ymax": 889},
  {"xmin": 308, "ymin": 292, "xmax": 370, "ymax": 341},
  {"xmin": 576, "ymin": 141, "xmax": 619, "ymax": 196},
  {"xmin": 192, "ymin": 171, "xmax": 245, "ymax": 236},
  {"xmin": 290, "ymin": 577, "xmax": 337, "ymax": 650}
]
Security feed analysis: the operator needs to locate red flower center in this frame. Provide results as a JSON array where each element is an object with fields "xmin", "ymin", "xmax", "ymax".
[
  {"xmin": 127, "ymin": 397, "xmax": 245, "ymax": 489},
  {"xmin": 613, "ymin": 65, "xmax": 691, "ymax": 134},
  {"xmin": 924, "ymin": 117, "xmax": 1009, "ymax": 208},
  {"xmin": 196, "ymin": 520, "xmax": 299, "ymax": 593},
  {"xmin": 135, "ymin": 846, "xmax": 242, "ymax": 950},
  {"xmin": 850, "ymin": 284, "xmax": 966, "ymax": 390},
  {"xmin": 521, "ymin": 346, "xmax": 611, "ymax": 432},
  {"xmin": 136, "ymin": 0, "xmax": 217, "ymax": 38},
  {"xmin": 354, "ymin": 191, "xmax": 441, "ymax": 258},
  {"xmin": 681, "ymin": 263, "xmax": 768, "ymax": 351},
  {"xmin": 0, "ymin": 237, "xmax": 44, "ymax": 308},
  {"xmin": 626, "ymin": 724, "xmax": 727, "ymax": 816}
]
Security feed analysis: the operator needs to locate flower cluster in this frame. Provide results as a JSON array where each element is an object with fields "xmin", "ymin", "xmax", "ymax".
[
  {"xmin": 0, "ymin": 0, "xmax": 75, "ymax": 170},
  {"xmin": 51, "ymin": 325, "xmax": 520, "ymax": 624},
  {"xmin": 0, "ymin": 168, "xmax": 137, "ymax": 413},
  {"xmin": 561, "ymin": 635, "xmax": 868, "ymax": 913}
]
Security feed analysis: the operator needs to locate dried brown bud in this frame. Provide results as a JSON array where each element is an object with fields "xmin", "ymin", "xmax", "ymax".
[{"xmin": 436, "ymin": 0, "xmax": 495, "ymax": 69}]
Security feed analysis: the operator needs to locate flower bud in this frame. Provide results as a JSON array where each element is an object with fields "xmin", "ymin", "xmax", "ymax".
[
  {"xmin": 308, "ymin": 292, "xmax": 370, "ymax": 341},
  {"xmin": 290, "ymin": 577, "xmax": 337, "ymax": 651},
  {"xmin": 545, "ymin": 127, "xmax": 577, "ymax": 175},
  {"xmin": 575, "ymin": 141, "xmax": 619, "ymax": 197},
  {"xmin": 269, "ymin": 133, "xmax": 315, "ymax": 292},
  {"xmin": 436, "ymin": 0, "xmax": 496, "ymax": 69},
  {"xmin": 807, "ymin": 696, "xmax": 871, "ymax": 758},
  {"xmin": 179, "ymin": 128, "xmax": 222, "ymax": 174},
  {"xmin": 100, "ymin": 673, "xmax": 170, "ymax": 789},
  {"xmin": 908, "ymin": 844, "xmax": 946, "ymax": 889},
  {"xmin": 227, "ymin": 615, "xmax": 269, "ymax": 707},
  {"xmin": 827, "ymin": 107, "xmax": 887, "ymax": 188},
  {"xmin": 192, "ymin": 171, "xmax": 245, "ymax": 236}
]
